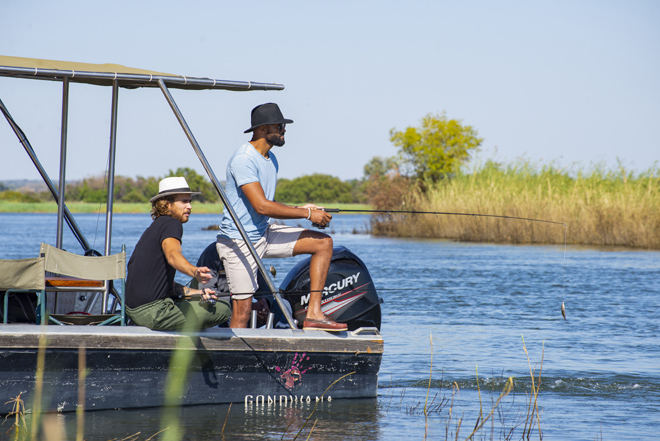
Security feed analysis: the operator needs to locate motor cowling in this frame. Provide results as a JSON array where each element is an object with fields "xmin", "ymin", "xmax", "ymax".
[{"xmin": 279, "ymin": 246, "xmax": 382, "ymax": 331}]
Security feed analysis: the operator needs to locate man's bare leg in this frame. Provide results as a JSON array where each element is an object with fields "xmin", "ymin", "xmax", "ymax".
[
  {"xmin": 293, "ymin": 230, "xmax": 333, "ymax": 322},
  {"xmin": 230, "ymin": 297, "xmax": 253, "ymax": 328}
]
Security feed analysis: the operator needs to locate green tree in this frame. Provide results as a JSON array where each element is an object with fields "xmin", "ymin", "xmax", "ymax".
[
  {"xmin": 135, "ymin": 176, "xmax": 159, "ymax": 202},
  {"xmin": 363, "ymin": 156, "xmax": 399, "ymax": 180},
  {"xmin": 390, "ymin": 112, "xmax": 483, "ymax": 182},
  {"xmin": 275, "ymin": 174, "xmax": 354, "ymax": 204},
  {"xmin": 166, "ymin": 167, "xmax": 219, "ymax": 203},
  {"xmin": 362, "ymin": 156, "xmax": 409, "ymax": 210},
  {"xmin": 122, "ymin": 189, "xmax": 148, "ymax": 203},
  {"xmin": 0, "ymin": 190, "xmax": 41, "ymax": 203},
  {"xmin": 78, "ymin": 178, "xmax": 106, "ymax": 203}
]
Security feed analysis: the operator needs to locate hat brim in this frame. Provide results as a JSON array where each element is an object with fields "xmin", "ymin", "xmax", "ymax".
[
  {"xmin": 149, "ymin": 190, "xmax": 202, "ymax": 204},
  {"xmin": 244, "ymin": 118, "xmax": 294, "ymax": 133}
]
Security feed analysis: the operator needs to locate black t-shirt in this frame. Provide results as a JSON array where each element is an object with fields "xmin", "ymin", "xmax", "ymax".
[{"xmin": 125, "ymin": 215, "xmax": 183, "ymax": 309}]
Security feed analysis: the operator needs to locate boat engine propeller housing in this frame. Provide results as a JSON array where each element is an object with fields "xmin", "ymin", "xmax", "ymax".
[{"xmin": 278, "ymin": 246, "xmax": 382, "ymax": 331}]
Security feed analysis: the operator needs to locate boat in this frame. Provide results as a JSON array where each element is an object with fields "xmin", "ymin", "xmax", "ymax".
[{"xmin": 0, "ymin": 56, "xmax": 383, "ymax": 413}]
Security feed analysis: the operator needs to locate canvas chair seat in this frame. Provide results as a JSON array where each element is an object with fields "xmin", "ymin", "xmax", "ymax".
[
  {"xmin": 42, "ymin": 243, "xmax": 125, "ymax": 285},
  {"xmin": 1, "ymin": 244, "xmax": 127, "ymax": 325},
  {"xmin": 39, "ymin": 243, "xmax": 127, "ymax": 326},
  {"xmin": 1, "ymin": 257, "xmax": 46, "ymax": 324}
]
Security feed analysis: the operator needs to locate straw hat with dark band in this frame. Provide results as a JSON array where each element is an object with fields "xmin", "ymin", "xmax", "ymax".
[{"xmin": 149, "ymin": 177, "xmax": 201, "ymax": 203}]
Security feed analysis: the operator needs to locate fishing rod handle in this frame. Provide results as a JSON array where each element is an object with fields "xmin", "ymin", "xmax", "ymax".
[{"xmin": 311, "ymin": 207, "xmax": 338, "ymax": 228}]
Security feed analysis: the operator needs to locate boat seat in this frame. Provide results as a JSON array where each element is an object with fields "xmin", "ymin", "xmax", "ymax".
[
  {"xmin": 1, "ymin": 244, "xmax": 127, "ymax": 326},
  {"xmin": 46, "ymin": 277, "xmax": 105, "ymax": 289},
  {"xmin": 1, "ymin": 256, "xmax": 47, "ymax": 324},
  {"xmin": 39, "ymin": 242, "xmax": 127, "ymax": 326}
]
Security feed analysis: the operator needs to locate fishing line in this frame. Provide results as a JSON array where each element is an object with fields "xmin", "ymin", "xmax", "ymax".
[
  {"xmin": 199, "ymin": 208, "xmax": 570, "ymax": 318},
  {"xmin": 321, "ymin": 207, "xmax": 570, "ymax": 319},
  {"xmin": 91, "ymin": 154, "xmax": 113, "ymax": 254},
  {"xmin": 321, "ymin": 208, "xmax": 567, "ymax": 227},
  {"xmin": 189, "ymin": 286, "xmax": 387, "ymax": 301}
]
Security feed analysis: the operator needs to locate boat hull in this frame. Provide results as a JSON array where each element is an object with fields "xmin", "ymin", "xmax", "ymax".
[{"xmin": 0, "ymin": 325, "xmax": 383, "ymax": 413}]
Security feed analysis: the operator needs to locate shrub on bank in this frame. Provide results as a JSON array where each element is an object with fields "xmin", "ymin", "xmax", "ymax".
[{"xmin": 0, "ymin": 190, "xmax": 42, "ymax": 203}]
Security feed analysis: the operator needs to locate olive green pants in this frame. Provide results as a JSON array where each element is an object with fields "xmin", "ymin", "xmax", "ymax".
[{"xmin": 126, "ymin": 297, "xmax": 231, "ymax": 331}]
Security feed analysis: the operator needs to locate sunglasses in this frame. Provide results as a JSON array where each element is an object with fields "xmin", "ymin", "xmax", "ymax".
[{"xmin": 277, "ymin": 123, "xmax": 286, "ymax": 132}]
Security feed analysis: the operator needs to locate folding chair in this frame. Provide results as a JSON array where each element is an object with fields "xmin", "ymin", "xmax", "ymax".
[
  {"xmin": 40, "ymin": 242, "xmax": 127, "ymax": 326},
  {"xmin": 1, "ymin": 256, "xmax": 47, "ymax": 324}
]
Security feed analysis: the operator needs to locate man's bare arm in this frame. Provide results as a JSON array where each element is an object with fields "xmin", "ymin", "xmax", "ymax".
[
  {"xmin": 241, "ymin": 181, "xmax": 332, "ymax": 225},
  {"xmin": 162, "ymin": 237, "xmax": 212, "ymax": 284},
  {"xmin": 173, "ymin": 282, "xmax": 216, "ymax": 300}
]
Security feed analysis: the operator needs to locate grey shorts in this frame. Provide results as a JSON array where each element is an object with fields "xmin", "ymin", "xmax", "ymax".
[{"xmin": 216, "ymin": 224, "xmax": 304, "ymax": 300}]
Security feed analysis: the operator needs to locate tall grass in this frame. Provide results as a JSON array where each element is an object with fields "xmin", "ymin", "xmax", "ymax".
[
  {"xmin": 372, "ymin": 160, "xmax": 660, "ymax": 249},
  {"xmin": 379, "ymin": 334, "xmax": 542, "ymax": 440}
]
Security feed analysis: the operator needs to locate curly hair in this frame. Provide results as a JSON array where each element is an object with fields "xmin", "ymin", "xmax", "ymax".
[{"xmin": 151, "ymin": 196, "xmax": 175, "ymax": 220}]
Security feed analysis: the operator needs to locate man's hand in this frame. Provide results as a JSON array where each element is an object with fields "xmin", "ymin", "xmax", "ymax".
[
  {"xmin": 197, "ymin": 287, "xmax": 219, "ymax": 307},
  {"xmin": 252, "ymin": 298, "xmax": 271, "ymax": 322},
  {"xmin": 297, "ymin": 203, "xmax": 323, "ymax": 210},
  {"xmin": 201, "ymin": 288, "xmax": 218, "ymax": 301},
  {"xmin": 194, "ymin": 266, "xmax": 212, "ymax": 284},
  {"xmin": 309, "ymin": 208, "xmax": 332, "ymax": 227}
]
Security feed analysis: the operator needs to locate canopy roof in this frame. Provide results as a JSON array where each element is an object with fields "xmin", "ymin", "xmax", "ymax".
[{"xmin": 0, "ymin": 55, "xmax": 284, "ymax": 91}]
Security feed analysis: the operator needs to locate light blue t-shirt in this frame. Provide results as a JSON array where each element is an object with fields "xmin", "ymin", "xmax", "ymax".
[{"xmin": 217, "ymin": 143, "xmax": 279, "ymax": 241}]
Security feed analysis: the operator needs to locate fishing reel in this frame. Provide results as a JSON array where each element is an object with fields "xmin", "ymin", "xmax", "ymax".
[
  {"xmin": 312, "ymin": 221, "xmax": 330, "ymax": 229},
  {"xmin": 312, "ymin": 208, "xmax": 338, "ymax": 229},
  {"xmin": 199, "ymin": 297, "xmax": 216, "ymax": 307}
]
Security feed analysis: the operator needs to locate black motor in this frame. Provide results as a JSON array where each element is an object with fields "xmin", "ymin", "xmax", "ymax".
[
  {"xmin": 198, "ymin": 243, "xmax": 382, "ymax": 330},
  {"xmin": 279, "ymin": 246, "xmax": 382, "ymax": 331}
]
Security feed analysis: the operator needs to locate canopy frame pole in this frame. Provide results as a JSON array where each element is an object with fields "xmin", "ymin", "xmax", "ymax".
[
  {"xmin": 101, "ymin": 80, "xmax": 120, "ymax": 312},
  {"xmin": 0, "ymin": 98, "xmax": 91, "ymax": 251},
  {"xmin": 157, "ymin": 80, "xmax": 299, "ymax": 330},
  {"xmin": 56, "ymin": 77, "xmax": 70, "ymax": 250},
  {"xmin": 53, "ymin": 77, "xmax": 71, "ymax": 314}
]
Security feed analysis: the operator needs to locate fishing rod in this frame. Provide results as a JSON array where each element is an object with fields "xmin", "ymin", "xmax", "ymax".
[
  {"xmin": 320, "ymin": 208, "xmax": 567, "ymax": 227},
  {"xmin": 188, "ymin": 286, "xmax": 416, "ymax": 300},
  {"xmin": 317, "ymin": 206, "xmax": 569, "ymax": 320},
  {"xmin": 192, "ymin": 208, "xmax": 569, "ymax": 318}
]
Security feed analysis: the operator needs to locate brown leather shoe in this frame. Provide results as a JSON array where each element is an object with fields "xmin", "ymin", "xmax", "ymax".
[{"xmin": 302, "ymin": 317, "xmax": 348, "ymax": 331}]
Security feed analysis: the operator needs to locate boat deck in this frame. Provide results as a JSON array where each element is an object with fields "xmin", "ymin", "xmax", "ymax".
[{"xmin": 0, "ymin": 324, "xmax": 383, "ymax": 352}]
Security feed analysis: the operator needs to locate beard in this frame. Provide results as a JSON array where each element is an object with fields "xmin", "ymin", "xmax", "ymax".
[
  {"xmin": 266, "ymin": 132, "xmax": 285, "ymax": 147},
  {"xmin": 171, "ymin": 211, "xmax": 189, "ymax": 224}
]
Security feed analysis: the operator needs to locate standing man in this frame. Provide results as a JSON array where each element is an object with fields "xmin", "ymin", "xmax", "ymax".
[
  {"xmin": 217, "ymin": 103, "xmax": 346, "ymax": 331},
  {"xmin": 125, "ymin": 176, "xmax": 231, "ymax": 331}
]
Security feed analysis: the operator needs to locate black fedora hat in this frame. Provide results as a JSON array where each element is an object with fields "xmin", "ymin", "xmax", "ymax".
[{"xmin": 244, "ymin": 103, "xmax": 294, "ymax": 133}]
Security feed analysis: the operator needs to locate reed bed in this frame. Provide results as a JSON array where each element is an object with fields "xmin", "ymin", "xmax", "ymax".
[
  {"xmin": 378, "ymin": 333, "xmax": 543, "ymax": 440},
  {"xmin": 372, "ymin": 161, "xmax": 660, "ymax": 249}
]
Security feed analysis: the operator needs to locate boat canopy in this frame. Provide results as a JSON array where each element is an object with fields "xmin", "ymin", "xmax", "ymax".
[
  {"xmin": 1, "ymin": 55, "xmax": 294, "ymax": 326},
  {"xmin": 0, "ymin": 55, "xmax": 284, "ymax": 91}
]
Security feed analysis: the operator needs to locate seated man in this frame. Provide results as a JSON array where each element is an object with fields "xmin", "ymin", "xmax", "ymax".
[
  {"xmin": 125, "ymin": 177, "xmax": 231, "ymax": 331},
  {"xmin": 216, "ymin": 102, "xmax": 346, "ymax": 331}
]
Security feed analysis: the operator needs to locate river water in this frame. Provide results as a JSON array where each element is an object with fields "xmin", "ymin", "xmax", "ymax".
[{"xmin": 1, "ymin": 212, "xmax": 659, "ymax": 440}]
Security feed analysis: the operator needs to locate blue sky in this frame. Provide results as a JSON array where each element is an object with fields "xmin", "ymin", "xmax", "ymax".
[{"xmin": 1, "ymin": 0, "xmax": 658, "ymax": 183}]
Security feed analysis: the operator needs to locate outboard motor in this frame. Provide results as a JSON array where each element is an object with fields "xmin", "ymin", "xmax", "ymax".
[
  {"xmin": 279, "ymin": 246, "xmax": 382, "ymax": 331},
  {"xmin": 197, "ymin": 243, "xmax": 381, "ymax": 330}
]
